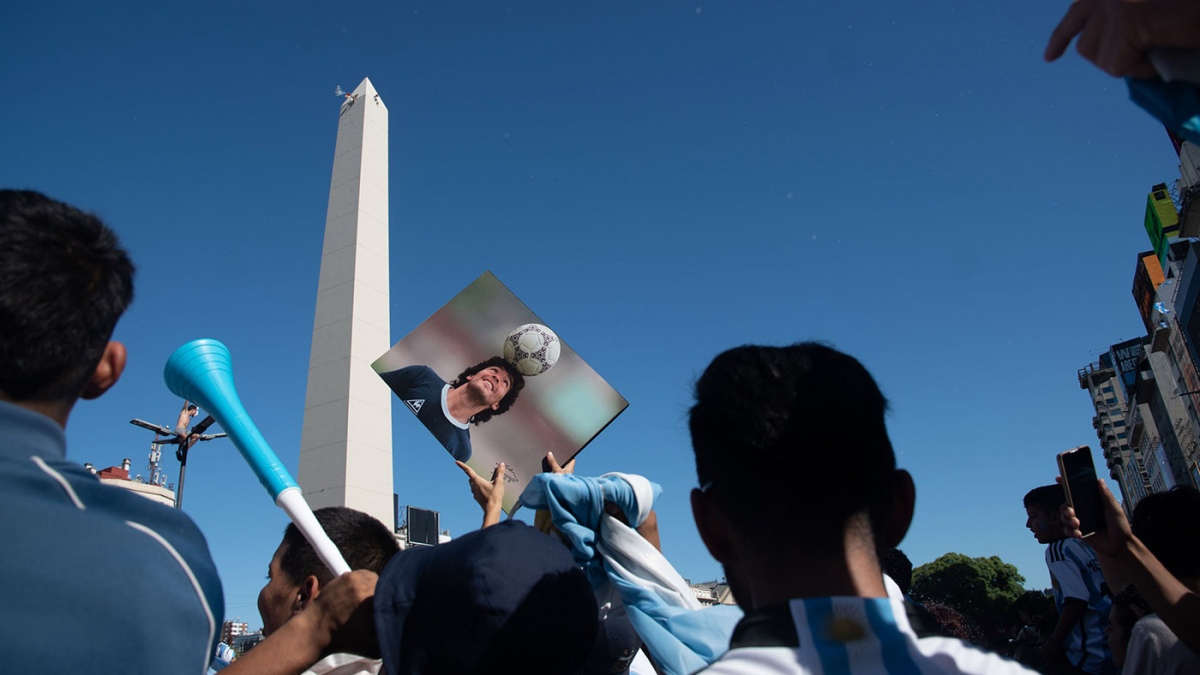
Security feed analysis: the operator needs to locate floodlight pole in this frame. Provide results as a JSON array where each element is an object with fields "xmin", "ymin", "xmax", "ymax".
[
  {"xmin": 129, "ymin": 413, "xmax": 226, "ymax": 510},
  {"xmin": 175, "ymin": 435, "xmax": 194, "ymax": 509}
]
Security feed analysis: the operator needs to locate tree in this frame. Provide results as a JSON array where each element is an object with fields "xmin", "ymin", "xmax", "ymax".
[{"xmin": 910, "ymin": 552, "xmax": 1027, "ymax": 626}]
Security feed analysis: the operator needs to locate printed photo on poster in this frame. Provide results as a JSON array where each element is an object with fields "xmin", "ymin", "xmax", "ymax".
[{"xmin": 372, "ymin": 271, "xmax": 628, "ymax": 512}]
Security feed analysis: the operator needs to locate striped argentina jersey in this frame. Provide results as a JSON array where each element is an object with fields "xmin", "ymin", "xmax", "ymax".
[
  {"xmin": 696, "ymin": 577, "xmax": 1035, "ymax": 674},
  {"xmin": 1046, "ymin": 538, "xmax": 1115, "ymax": 674}
]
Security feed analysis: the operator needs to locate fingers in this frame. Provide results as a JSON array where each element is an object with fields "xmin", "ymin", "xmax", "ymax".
[
  {"xmin": 456, "ymin": 460, "xmax": 480, "ymax": 481},
  {"xmin": 544, "ymin": 451, "xmax": 576, "ymax": 474},
  {"xmin": 491, "ymin": 462, "xmax": 507, "ymax": 497},
  {"xmin": 1045, "ymin": 0, "xmax": 1094, "ymax": 62}
]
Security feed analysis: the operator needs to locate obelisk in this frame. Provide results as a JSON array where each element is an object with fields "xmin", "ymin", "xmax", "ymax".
[{"xmin": 297, "ymin": 77, "xmax": 394, "ymax": 531}]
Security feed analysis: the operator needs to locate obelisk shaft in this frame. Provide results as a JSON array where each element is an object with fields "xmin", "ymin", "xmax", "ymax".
[{"xmin": 298, "ymin": 78, "xmax": 394, "ymax": 531}]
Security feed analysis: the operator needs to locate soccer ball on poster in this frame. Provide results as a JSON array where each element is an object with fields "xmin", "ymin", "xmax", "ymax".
[{"xmin": 503, "ymin": 323, "xmax": 561, "ymax": 376}]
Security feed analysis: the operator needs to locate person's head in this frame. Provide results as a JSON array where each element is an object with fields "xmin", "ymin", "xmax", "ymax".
[
  {"xmin": 1107, "ymin": 584, "xmax": 1149, "ymax": 668},
  {"xmin": 187, "ymin": 404, "xmax": 198, "ymax": 414},
  {"xmin": 375, "ymin": 520, "xmax": 597, "ymax": 675},
  {"xmin": 880, "ymin": 548, "xmax": 914, "ymax": 595},
  {"xmin": 0, "ymin": 190, "xmax": 134, "ymax": 421},
  {"xmin": 449, "ymin": 357, "xmax": 525, "ymax": 424},
  {"xmin": 1023, "ymin": 485, "xmax": 1066, "ymax": 545},
  {"xmin": 1131, "ymin": 485, "xmax": 1200, "ymax": 582},
  {"xmin": 257, "ymin": 507, "xmax": 398, "ymax": 636},
  {"xmin": 688, "ymin": 343, "xmax": 914, "ymax": 569}
]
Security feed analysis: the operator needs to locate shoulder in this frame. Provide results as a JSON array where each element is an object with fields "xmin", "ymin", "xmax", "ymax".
[
  {"xmin": 0, "ymin": 455, "xmax": 223, "ymax": 672},
  {"xmin": 380, "ymin": 365, "xmax": 440, "ymax": 388},
  {"xmin": 1125, "ymin": 615, "xmax": 1176, "ymax": 671},
  {"xmin": 304, "ymin": 653, "xmax": 384, "ymax": 675},
  {"xmin": 914, "ymin": 636, "xmax": 1038, "ymax": 674},
  {"xmin": 1129, "ymin": 614, "xmax": 1174, "ymax": 649},
  {"xmin": 1046, "ymin": 538, "xmax": 1090, "ymax": 569},
  {"xmin": 695, "ymin": 646, "xmax": 806, "ymax": 674}
]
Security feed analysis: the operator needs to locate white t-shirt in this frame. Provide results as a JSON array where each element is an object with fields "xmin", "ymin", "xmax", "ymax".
[
  {"xmin": 1122, "ymin": 614, "xmax": 1200, "ymax": 675},
  {"xmin": 306, "ymin": 653, "xmax": 382, "ymax": 675}
]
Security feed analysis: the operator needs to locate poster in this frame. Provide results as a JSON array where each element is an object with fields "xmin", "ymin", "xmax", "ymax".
[{"xmin": 373, "ymin": 272, "xmax": 628, "ymax": 512}]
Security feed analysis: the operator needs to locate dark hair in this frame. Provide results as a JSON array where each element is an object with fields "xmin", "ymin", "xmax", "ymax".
[
  {"xmin": 0, "ymin": 190, "xmax": 134, "ymax": 401},
  {"xmin": 688, "ymin": 343, "xmax": 895, "ymax": 548},
  {"xmin": 1132, "ymin": 486, "xmax": 1200, "ymax": 580},
  {"xmin": 880, "ymin": 548, "xmax": 913, "ymax": 595},
  {"xmin": 1110, "ymin": 584, "xmax": 1149, "ymax": 637},
  {"xmin": 280, "ymin": 507, "xmax": 399, "ymax": 586},
  {"xmin": 449, "ymin": 356, "xmax": 525, "ymax": 425},
  {"xmin": 1023, "ymin": 485, "xmax": 1065, "ymax": 514}
]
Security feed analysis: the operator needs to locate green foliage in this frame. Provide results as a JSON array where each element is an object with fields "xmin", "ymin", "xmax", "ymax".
[{"xmin": 910, "ymin": 552, "xmax": 1027, "ymax": 625}]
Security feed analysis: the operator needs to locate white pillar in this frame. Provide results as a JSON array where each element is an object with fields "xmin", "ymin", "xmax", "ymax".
[{"xmin": 298, "ymin": 77, "xmax": 394, "ymax": 531}]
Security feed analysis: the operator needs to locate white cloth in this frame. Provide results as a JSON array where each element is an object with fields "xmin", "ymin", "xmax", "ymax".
[
  {"xmin": 517, "ymin": 471, "xmax": 741, "ymax": 674},
  {"xmin": 305, "ymin": 653, "xmax": 382, "ymax": 675},
  {"xmin": 1122, "ymin": 614, "xmax": 1200, "ymax": 675}
]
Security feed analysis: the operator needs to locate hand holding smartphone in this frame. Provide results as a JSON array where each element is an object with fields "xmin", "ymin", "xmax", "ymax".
[{"xmin": 1057, "ymin": 445, "xmax": 1107, "ymax": 538}]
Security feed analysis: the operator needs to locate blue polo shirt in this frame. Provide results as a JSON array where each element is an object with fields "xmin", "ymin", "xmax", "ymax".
[{"xmin": 0, "ymin": 399, "xmax": 224, "ymax": 673}]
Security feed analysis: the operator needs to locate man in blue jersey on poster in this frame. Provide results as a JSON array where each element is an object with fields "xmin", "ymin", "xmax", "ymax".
[{"xmin": 379, "ymin": 357, "xmax": 524, "ymax": 462}]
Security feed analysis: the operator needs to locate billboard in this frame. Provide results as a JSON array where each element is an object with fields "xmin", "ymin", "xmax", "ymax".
[
  {"xmin": 1133, "ymin": 251, "xmax": 1166, "ymax": 333},
  {"xmin": 1110, "ymin": 337, "xmax": 1145, "ymax": 401},
  {"xmin": 406, "ymin": 506, "xmax": 440, "ymax": 547},
  {"xmin": 1146, "ymin": 184, "xmax": 1180, "ymax": 269}
]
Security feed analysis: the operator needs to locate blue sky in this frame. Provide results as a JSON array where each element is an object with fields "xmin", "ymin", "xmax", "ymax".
[{"xmin": 1, "ymin": 1, "xmax": 1181, "ymax": 627}]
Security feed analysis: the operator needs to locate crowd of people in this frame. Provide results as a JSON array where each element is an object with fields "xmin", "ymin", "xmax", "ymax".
[{"xmin": 6, "ymin": 3, "xmax": 1200, "ymax": 673}]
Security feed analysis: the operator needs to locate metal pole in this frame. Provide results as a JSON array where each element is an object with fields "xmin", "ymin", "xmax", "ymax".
[{"xmin": 175, "ymin": 438, "xmax": 191, "ymax": 509}]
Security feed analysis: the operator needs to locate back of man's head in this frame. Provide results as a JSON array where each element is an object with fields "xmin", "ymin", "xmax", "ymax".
[
  {"xmin": 688, "ymin": 342, "xmax": 896, "ymax": 551},
  {"xmin": 1132, "ymin": 486, "xmax": 1200, "ymax": 581},
  {"xmin": 0, "ymin": 190, "xmax": 134, "ymax": 402},
  {"xmin": 280, "ymin": 507, "xmax": 399, "ymax": 586}
]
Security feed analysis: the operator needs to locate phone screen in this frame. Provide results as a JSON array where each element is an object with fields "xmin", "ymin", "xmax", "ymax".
[{"xmin": 1057, "ymin": 446, "xmax": 1106, "ymax": 538}]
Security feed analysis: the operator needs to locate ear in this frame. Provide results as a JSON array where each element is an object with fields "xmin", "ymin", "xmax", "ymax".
[
  {"xmin": 879, "ymin": 469, "xmax": 915, "ymax": 549},
  {"xmin": 691, "ymin": 488, "xmax": 736, "ymax": 564},
  {"xmin": 80, "ymin": 341, "xmax": 127, "ymax": 400},
  {"xmin": 294, "ymin": 575, "xmax": 321, "ymax": 613}
]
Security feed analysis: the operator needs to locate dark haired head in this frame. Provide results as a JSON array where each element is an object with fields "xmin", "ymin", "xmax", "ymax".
[
  {"xmin": 688, "ymin": 343, "xmax": 896, "ymax": 550},
  {"xmin": 1023, "ymin": 485, "xmax": 1065, "ymax": 514},
  {"xmin": 0, "ymin": 190, "xmax": 134, "ymax": 402},
  {"xmin": 1110, "ymin": 584, "xmax": 1149, "ymax": 633},
  {"xmin": 880, "ymin": 548, "xmax": 913, "ymax": 595},
  {"xmin": 1131, "ymin": 486, "xmax": 1200, "ymax": 580},
  {"xmin": 280, "ymin": 507, "xmax": 399, "ymax": 587},
  {"xmin": 450, "ymin": 356, "xmax": 525, "ymax": 425}
]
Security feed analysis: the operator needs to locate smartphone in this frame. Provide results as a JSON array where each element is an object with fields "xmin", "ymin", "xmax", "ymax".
[{"xmin": 1057, "ymin": 445, "xmax": 1106, "ymax": 538}]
